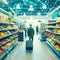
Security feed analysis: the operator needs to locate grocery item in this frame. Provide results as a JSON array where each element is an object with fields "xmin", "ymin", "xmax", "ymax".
[{"xmin": 57, "ymin": 30, "xmax": 60, "ymax": 33}]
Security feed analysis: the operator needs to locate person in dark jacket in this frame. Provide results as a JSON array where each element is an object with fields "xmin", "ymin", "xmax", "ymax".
[
  {"xmin": 27, "ymin": 25, "xmax": 34, "ymax": 41},
  {"xmin": 36, "ymin": 26, "xmax": 39, "ymax": 34}
]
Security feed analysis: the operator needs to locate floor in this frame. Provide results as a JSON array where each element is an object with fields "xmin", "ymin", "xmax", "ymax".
[{"xmin": 4, "ymin": 34, "xmax": 59, "ymax": 60}]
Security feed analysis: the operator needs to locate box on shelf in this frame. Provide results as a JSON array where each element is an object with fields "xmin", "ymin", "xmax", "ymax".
[
  {"xmin": 56, "ymin": 18, "xmax": 60, "ymax": 22},
  {"xmin": 48, "ymin": 20, "xmax": 56, "ymax": 23},
  {"xmin": 0, "ymin": 13, "xmax": 9, "ymax": 23}
]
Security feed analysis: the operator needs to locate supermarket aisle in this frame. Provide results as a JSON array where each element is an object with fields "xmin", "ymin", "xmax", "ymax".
[{"xmin": 5, "ymin": 34, "xmax": 59, "ymax": 60}]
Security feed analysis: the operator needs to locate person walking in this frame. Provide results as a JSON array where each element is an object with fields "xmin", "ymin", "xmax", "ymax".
[
  {"xmin": 36, "ymin": 26, "xmax": 39, "ymax": 34},
  {"xmin": 27, "ymin": 24, "xmax": 34, "ymax": 41}
]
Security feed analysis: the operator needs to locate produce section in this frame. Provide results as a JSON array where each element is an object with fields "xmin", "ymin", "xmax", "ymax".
[
  {"xmin": 0, "ymin": 13, "xmax": 18, "ymax": 60},
  {"xmin": 46, "ymin": 19, "xmax": 60, "ymax": 57}
]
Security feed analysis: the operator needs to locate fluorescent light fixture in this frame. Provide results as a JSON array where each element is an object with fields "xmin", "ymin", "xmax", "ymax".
[
  {"xmin": 28, "ymin": 5, "xmax": 34, "ymax": 11},
  {"xmin": 16, "ymin": 4, "xmax": 20, "ymax": 9},
  {"xmin": 42, "ymin": 4, "xmax": 46, "ymax": 9},
  {"xmin": 3, "ymin": 0, "xmax": 8, "ymax": 4}
]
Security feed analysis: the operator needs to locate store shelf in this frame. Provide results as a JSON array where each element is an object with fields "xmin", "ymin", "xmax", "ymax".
[
  {"xmin": 0, "ymin": 28, "xmax": 17, "ymax": 32},
  {"xmin": 46, "ymin": 26, "xmax": 60, "ymax": 29},
  {"xmin": 46, "ymin": 34, "xmax": 60, "ymax": 44},
  {"xmin": 0, "ymin": 40, "xmax": 11, "ymax": 47},
  {"xmin": 46, "ymin": 22, "xmax": 60, "ymax": 25},
  {"xmin": 45, "ymin": 30, "xmax": 60, "ymax": 36},
  {"xmin": 0, "ymin": 22, "xmax": 14, "ymax": 25},
  {"xmin": 51, "ymin": 38, "xmax": 60, "ymax": 44},
  {"xmin": 0, "ymin": 32, "xmax": 18, "ymax": 40},
  {"xmin": 0, "ymin": 43, "xmax": 18, "ymax": 60},
  {"xmin": 46, "ymin": 41, "xmax": 60, "ymax": 57},
  {"xmin": 0, "ymin": 36, "xmax": 18, "ymax": 47}
]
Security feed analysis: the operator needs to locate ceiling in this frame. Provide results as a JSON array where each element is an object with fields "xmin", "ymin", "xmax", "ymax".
[{"xmin": 0, "ymin": 0, "xmax": 60, "ymax": 16}]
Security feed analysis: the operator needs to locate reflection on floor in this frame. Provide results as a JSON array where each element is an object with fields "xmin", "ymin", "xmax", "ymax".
[{"xmin": 5, "ymin": 35, "xmax": 59, "ymax": 60}]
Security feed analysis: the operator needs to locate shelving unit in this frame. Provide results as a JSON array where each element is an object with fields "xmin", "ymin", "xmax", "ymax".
[
  {"xmin": 0, "ymin": 43, "xmax": 17, "ymax": 60},
  {"xmin": 0, "ymin": 15, "xmax": 18, "ymax": 60},
  {"xmin": 46, "ymin": 22, "xmax": 60, "ymax": 25},
  {"xmin": 45, "ymin": 29, "xmax": 60, "ymax": 36},
  {"xmin": 45, "ymin": 20, "xmax": 60, "ymax": 57},
  {"xmin": 0, "ymin": 32, "xmax": 18, "ymax": 40},
  {"xmin": 0, "ymin": 28, "xmax": 18, "ymax": 32},
  {"xmin": 46, "ymin": 26, "xmax": 60, "ymax": 29},
  {"xmin": 46, "ymin": 41, "xmax": 60, "ymax": 57},
  {"xmin": 0, "ymin": 37, "xmax": 18, "ymax": 47},
  {"xmin": 0, "ymin": 22, "xmax": 14, "ymax": 25}
]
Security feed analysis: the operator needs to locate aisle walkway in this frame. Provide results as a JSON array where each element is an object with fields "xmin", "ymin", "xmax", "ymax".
[{"xmin": 5, "ymin": 35, "xmax": 59, "ymax": 60}]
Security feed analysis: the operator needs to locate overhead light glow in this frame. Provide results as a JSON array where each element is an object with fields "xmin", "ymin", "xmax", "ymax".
[
  {"xmin": 37, "ymin": 12, "xmax": 40, "ymax": 15},
  {"xmin": 3, "ymin": 0, "xmax": 8, "ymax": 4},
  {"xmin": 28, "ymin": 5, "xmax": 34, "ymax": 11},
  {"xmin": 16, "ymin": 4, "xmax": 20, "ymax": 9},
  {"xmin": 42, "ymin": 4, "xmax": 46, "ymax": 9}
]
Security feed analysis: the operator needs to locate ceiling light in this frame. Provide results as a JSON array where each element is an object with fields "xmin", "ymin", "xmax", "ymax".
[
  {"xmin": 16, "ymin": 4, "xmax": 20, "ymax": 9},
  {"xmin": 3, "ymin": 0, "xmax": 8, "ymax": 4},
  {"xmin": 42, "ymin": 4, "xmax": 46, "ymax": 9}
]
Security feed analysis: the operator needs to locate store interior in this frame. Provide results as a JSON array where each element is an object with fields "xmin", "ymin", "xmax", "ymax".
[{"xmin": 0, "ymin": 0, "xmax": 60, "ymax": 60}]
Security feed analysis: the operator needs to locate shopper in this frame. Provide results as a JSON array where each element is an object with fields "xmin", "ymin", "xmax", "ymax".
[
  {"xmin": 36, "ymin": 26, "xmax": 39, "ymax": 34},
  {"xmin": 24, "ymin": 26, "xmax": 27, "ymax": 37},
  {"xmin": 27, "ymin": 24, "xmax": 34, "ymax": 41}
]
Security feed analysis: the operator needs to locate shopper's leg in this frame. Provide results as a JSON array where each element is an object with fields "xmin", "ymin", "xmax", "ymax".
[
  {"xmin": 32, "ymin": 37, "xmax": 33, "ymax": 41},
  {"xmin": 29, "ymin": 37, "xmax": 31, "ymax": 40},
  {"xmin": 29, "ymin": 37, "xmax": 30, "ymax": 40}
]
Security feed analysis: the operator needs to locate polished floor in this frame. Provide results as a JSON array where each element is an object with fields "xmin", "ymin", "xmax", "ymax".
[{"xmin": 5, "ymin": 34, "xmax": 59, "ymax": 60}]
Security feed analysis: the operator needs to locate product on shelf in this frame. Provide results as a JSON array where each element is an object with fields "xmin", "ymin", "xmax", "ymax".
[
  {"xmin": 57, "ymin": 30, "xmax": 60, "ymax": 33},
  {"xmin": 18, "ymin": 29, "xmax": 23, "ymax": 32},
  {"xmin": 0, "ymin": 13, "xmax": 9, "ymax": 23},
  {"xmin": 56, "ymin": 18, "xmax": 60, "ymax": 22},
  {"xmin": 56, "ymin": 24, "xmax": 60, "ymax": 27},
  {"xmin": 0, "ymin": 31, "xmax": 10, "ymax": 37},
  {"xmin": 0, "ymin": 26, "xmax": 3, "ymax": 30},
  {"xmin": 48, "ymin": 38, "xmax": 60, "ymax": 51},
  {"xmin": 7, "ymin": 25, "xmax": 16, "ymax": 29},
  {"xmin": 0, "ymin": 39, "xmax": 17, "ymax": 56}
]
